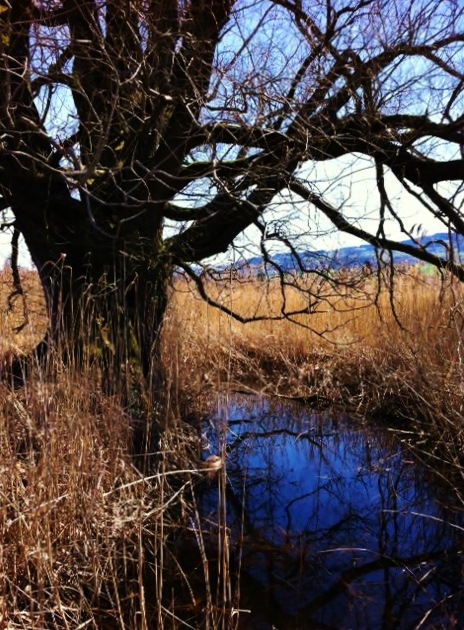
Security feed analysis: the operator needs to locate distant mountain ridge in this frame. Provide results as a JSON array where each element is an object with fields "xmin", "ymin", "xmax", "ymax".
[{"xmin": 243, "ymin": 232, "xmax": 464, "ymax": 274}]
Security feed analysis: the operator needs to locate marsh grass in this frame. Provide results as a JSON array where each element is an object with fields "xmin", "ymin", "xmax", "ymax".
[
  {"xmin": 0, "ymin": 267, "xmax": 243, "ymax": 629},
  {"xmin": 0, "ymin": 362, "xmax": 240, "ymax": 628},
  {"xmin": 2, "ymin": 264, "xmax": 464, "ymax": 627},
  {"xmin": 166, "ymin": 268, "xmax": 464, "ymax": 497},
  {"xmin": 167, "ymin": 268, "xmax": 462, "ymax": 397},
  {"xmin": 0, "ymin": 268, "xmax": 47, "ymax": 358}
]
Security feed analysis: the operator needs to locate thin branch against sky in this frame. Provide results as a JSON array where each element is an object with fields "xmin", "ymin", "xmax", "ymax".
[{"xmin": 1, "ymin": 1, "xmax": 464, "ymax": 272}]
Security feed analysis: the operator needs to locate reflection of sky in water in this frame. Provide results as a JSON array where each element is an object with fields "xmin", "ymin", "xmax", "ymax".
[{"xmin": 202, "ymin": 395, "xmax": 464, "ymax": 629}]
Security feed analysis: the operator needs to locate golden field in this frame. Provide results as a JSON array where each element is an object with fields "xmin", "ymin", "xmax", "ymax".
[
  {"xmin": 166, "ymin": 267, "xmax": 464, "ymax": 423},
  {"xmin": 1, "ymin": 264, "xmax": 464, "ymax": 627}
]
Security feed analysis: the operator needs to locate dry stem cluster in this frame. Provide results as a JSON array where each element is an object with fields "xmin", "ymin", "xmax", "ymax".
[
  {"xmin": 166, "ymin": 268, "xmax": 464, "ymax": 489},
  {"xmin": 1, "ymin": 266, "xmax": 464, "ymax": 627}
]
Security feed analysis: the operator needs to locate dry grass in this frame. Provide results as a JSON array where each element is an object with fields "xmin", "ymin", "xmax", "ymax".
[
  {"xmin": 0, "ymin": 268, "xmax": 47, "ymax": 356},
  {"xmin": 166, "ymin": 268, "xmax": 464, "ymax": 486},
  {"xmin": 0, "ymin": 359, "xmax": 215, "ymax": 628},
  {"xmin": 166, "ymin": 269, "xmax": 456, "ymax": 393},
  {"xmin": 0, "ymin": 268, "xmax": 239, "ymax": 629},
  {"xmin": 2, "ymin": 264, "xmax": 464, "ymax": 627}
]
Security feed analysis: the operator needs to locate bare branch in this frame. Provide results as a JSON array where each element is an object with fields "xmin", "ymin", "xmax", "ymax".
[{"xmin": 288, "ymin": 178, "xmax": 464, "ymax": 282}]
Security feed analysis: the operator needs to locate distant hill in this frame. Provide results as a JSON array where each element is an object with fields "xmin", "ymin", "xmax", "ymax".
[{"xmin": 242, "ymin": 232, "xmax": 464, "ymax": 275}]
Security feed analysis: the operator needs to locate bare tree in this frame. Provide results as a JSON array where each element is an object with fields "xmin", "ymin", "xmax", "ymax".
[{"xmin": 1, "ymin": 0, "xmax": 464, "ymax": 392}]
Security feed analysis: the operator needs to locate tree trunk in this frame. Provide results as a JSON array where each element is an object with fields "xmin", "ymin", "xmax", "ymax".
[{"xmin": 16, "ymin": 205, "xmax": 170, "ymax": 465}]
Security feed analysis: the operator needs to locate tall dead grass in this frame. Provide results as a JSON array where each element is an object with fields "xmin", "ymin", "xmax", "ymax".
[
  {"xmin": 165, "ymin": 269, "xmax": 464, "ymax": 492},
  {"xmin": 0, "ymin": 358, "xmax": 220, "ymax": 628},
  {"xmin": 0, "ymin": 268, "xmax": 47, "ymax": 357},
  {"xmin": 0, "ymin": 267, "xmax": 239, "ymax": 629},
  {"xmin": 166, "ymin": 269, "xmax": 457, "ymax": 396},
  {"xmin": 2, "ymin": 264, "xmax": 464, "ymax": 627}
]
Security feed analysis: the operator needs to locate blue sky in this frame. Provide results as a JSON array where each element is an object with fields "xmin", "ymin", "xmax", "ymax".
[
  {"xmin": 0, "ymin": 154, "xmax": 447, "ymax": 270},
  {"xmin": 0, "ymin": 0, "xmax": 459, "ymax": 269}
]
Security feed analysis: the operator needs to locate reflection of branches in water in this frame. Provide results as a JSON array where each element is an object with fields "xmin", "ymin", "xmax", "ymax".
[
  {"xmin": 284, "ymin": 487, "xmax": 333, "ymax": 534},
  {"xmin": 377, "ymin": 464, "xmax": 405, "ymax": 559},
  {"xmin": 203, "ymin": 396, "xmax": 464, "ymax": 626},
  {"xmin": 209, "ymin": 484, "xmax": 464, "ymax": 630},
  {"xmin": 295, "ymin": 548, "xmax": 458, "ymax": 624},
  {"xmin": 226, "ymin": 427, "xmax": 324, "ymax": 452}
]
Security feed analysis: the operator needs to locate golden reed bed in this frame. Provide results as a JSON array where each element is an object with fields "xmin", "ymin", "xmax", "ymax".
[{"xmin": 0, "ymin": 264, "xmax": 464, "ymax": 628}]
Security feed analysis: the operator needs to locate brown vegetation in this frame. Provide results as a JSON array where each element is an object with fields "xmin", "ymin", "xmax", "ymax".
[
  {"xmin": 167, "ymin": 269, "xmax": 458, "ymax": 396},
  {"xmin": 0, "ymin": 268, "xmax": 225, "ymax": 628},
  {"xmin": 0, "ymin": 268, "xmax": 46, "ymax": 356},
  {"xmin": 166, "ymin": 267, "xmax": 464, "ymax": 488},
  {"xmin": 1, "ymin": 266, "xmax": 464, "ymax": 627}
]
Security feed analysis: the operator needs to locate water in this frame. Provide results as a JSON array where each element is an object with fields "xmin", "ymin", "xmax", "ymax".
[{"xmin": 200, "ymin": 394, "xmax": 464, "ymax": 629}]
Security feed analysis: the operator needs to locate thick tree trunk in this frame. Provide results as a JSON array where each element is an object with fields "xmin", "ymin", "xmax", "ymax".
[{"xmin": 17, "ymin": 209, "xmax": 171, "ymax": 465}]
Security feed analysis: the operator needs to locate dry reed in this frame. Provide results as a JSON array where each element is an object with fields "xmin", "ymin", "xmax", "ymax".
[
  {"xmin": 2, "ymin": 263, "xmax": 464, "ymax": 627},
  {"xmin": 166, "ymin": 267, "xmax": 464, "ymax": 495},
  {"xmin": 0, "ymin": 267, "xmax": 239, "ymax": 629}
]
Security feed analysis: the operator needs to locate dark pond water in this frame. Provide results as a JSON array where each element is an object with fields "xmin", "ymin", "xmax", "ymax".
[{"xmin": 200, "ymin": 394, "xmax": 464, "ymax": 629}]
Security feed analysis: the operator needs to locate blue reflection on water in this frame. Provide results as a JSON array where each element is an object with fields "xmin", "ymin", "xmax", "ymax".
[{"xmin": 202, "ymin": 394, "xmax": 464, "ymax": 629}]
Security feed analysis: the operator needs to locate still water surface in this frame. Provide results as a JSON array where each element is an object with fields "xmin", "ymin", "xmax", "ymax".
[{"xmin": 201, "ymin": 394, "xmax": 464, "ymax": 629}]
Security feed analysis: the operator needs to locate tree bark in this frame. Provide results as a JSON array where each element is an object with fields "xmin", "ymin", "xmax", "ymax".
[{"xmin": 15, "ymin": 200, "xmax": 170, "ymax": 464}]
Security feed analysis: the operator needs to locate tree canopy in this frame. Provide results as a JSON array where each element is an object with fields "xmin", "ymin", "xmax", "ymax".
[{"xmin": 1, "ymin": 0, "xmax": 464, "ymax": 382}]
